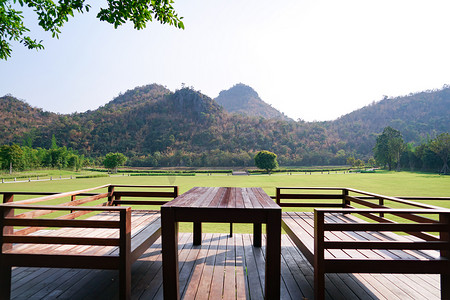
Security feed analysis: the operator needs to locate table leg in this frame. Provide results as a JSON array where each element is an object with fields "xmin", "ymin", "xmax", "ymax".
[
  {"xmin": 265, "ymin": 211, "xmax": 281, "ymax": 299},
  {"xmin": 162, "ymin": 208, "xmax": 180, "ymax": 300},
  {"xmin": 193, "ymin": 222, "xmax": 202, "ymax": 245},
  {"xmin": 253, "ymin": 223, "xmax": 262, "ymax": 247}
]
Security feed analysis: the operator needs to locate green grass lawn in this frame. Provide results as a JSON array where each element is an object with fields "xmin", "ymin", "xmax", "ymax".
[{"xmin": 1, "ymin": 170, "xmax": 449, "ymax": 233}]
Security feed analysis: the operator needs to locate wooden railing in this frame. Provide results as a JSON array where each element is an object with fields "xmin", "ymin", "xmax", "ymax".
[
  {"xmin": 276, "ymin": 187, "xmax": 450, "ymax": 241},
  {"xmin": 0, "ymin": 184, "xmax": 178, "ymax": 236},
  {"xmin": 1, "ymin": 184, "xmax": 178, "ymax": 205},
  {"xmin": 109, "ymin": 185, "xmax": 178, "ymax": 206},
  {"xmin": 276, "ymin": 187, "xmax": 449, "ymax": 208}
]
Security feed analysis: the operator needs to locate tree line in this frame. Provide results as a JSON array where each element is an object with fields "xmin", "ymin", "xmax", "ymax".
[
  {"xmin": 1, "ymin": 128, "xmax": 448, "ymax": 174},
  {"xmin": 373, "ymin": 127, "xmax": 449, "ymax": 174},
  {"xmin": 0, "ymin": 135, "xmax": 95, "ymax": 173}
]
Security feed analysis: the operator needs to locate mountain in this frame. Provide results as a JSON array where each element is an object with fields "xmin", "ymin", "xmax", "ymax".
[
  {"xmin": 215, "ymin": 84, "xmax": 292, "ymax": 121},
  {"xmin": 0, "ymin": 83, "xmax": 448, "ymax": 167},
  {"xmin": 329, "ymin": 88, "xmax": 450, "ymax": 154},
  {"xmin": 0, "ymin": 95, "xmax": 58, "ymax": 144}
]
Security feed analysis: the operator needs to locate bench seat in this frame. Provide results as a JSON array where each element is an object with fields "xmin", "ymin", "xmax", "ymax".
[
  {"xmin": 282, "ymin": 211, "xmax": 449, "ymax": 300},
  {"xmin": 282, "ymin": 212, "xmax": 439, "ymax": 264},
  {"xmin": 4, "ymin": 210, "xmax": 161, "ymax": 260},
  {"xmin": 0, "ymin": 184, "xmax": 180, "ymax": 300}
]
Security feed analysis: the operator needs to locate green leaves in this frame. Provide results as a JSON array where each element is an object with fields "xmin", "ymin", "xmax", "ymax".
[
  {"xmin": 103, "ymin": 152, "xmax": 127, "ymax": 172},
  {"xmin": 97, "ymin": 0, "xmax": 184, "ymax": 30},
  {"xmin": 373, "ymin": 126, "xmax": 404, "ymax": 171},
  {"xmin": 1, "ymin": 0, "xmax": 183, "ymax": 60},
  {"xmin": 0, "ymin": 1, "xmax": 39, "ymax": 59},
  {"xmin": 254, "ymin": 150, "xmax": 278, "ymax": 174}
]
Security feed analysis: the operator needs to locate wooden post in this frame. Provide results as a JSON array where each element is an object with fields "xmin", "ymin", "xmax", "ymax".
[
  {"xmin": 0, "ymin": 261, "xmax": 11, "ymax": 300},
  {"xmin": 2, "ymin": 194, "xmax": 13, "ymax": 251},
  {"xmin": 2, "ymin": 193, "xmax": 13, "ymax": 204},
  {"xmin": 276, "ymin": 188, "xmax": 281, "ymax": 206},
  {"xmin": 314, "ymin": 210, "xmax": 325, "ymax": 300},
  {"xmin": 378, "ymin": 197, "xmax": 384, "ymax": 218},
  {"xmin": 229, "ymin": 223, "xmax": 233, "ymax": 237},
  {"xmin": 162, "ymin": 207, "xmax": 180, "ymax": 300},
  {"xmin": 253, "ymin": 223, "xmax": 262, "ymax": 247},
  {"xmin": 342, "ymin": 189, "xmax": 349, "ymax": 208},
  {"xmin": 193, "ymin": 222, "xmax": 202, "ymax": 245},
  {"xmin": 118, "ymin": 208, "xmax": 132, "ymax": 300},
  {"xmin": 108, "ymin": 185, "xmax": 114, "ymax": 205},
  {"xmin": 440, "ymin": 212, "xmax": 450, "ymax": 300},
  {"xmin": 174, "ymin": 186, "xmax": 179, "ymax": 197},
  {"xmin": 0, "ymin": 205, "xmax": 12, "ymax": 299},
  {"xmin": 265, "ymin": 210, "xmax": 281, "ymax": 300},
  {"xmin": 70, "ymin": 195, "xmax": 76, "ymax": 213},
  {"xmin": 115, "ymin": 194, "xmax": 122, "ymax": 206}
]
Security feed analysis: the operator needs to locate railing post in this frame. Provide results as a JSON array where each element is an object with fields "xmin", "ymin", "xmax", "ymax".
[
  {"xmin": 115, "ymin": 194, "xmax": 122, "ymax": 206},
  {"xmin": 70, "ymin": 195, "xmax": 76, "ymax": 213},
  {"xmin": 342, "ymin": 189, "xmax": 349, "ymax": 208},
  {"xmin": 314, "ymin": 209, "xmax": 325, "ymax": 300},
  {"xmin": 378, "ymin": 197, "xmax": 384, "ymax": 218},
  {"xmin": 440, "ymin": 212, "xmax": 450, "ymax": 300},
  {"xmin": 108, "ymin": 185, "xmax": 114, "ymax": 205},
  {"xmin": 2, "ymin": 193, "xmax": 13, "ymax": 204},
  {"xmin": 276, "ymin": 188, "xmax": 281, "ymax": 206},
  {"xmin": 174, "ymin": 186, "xmax": 179, "ymax": 197},
  {"xmin": 1, "ymin": 194, "xmax": 14, "ymax": 252}
]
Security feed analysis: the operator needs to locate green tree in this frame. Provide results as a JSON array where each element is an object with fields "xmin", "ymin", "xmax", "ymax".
[
  {"xmin": 254, "ymin": 150, "xmax": 278, "ymax": 174},
  {"xmin": 51, "ymin": 134, "xmax": 58, "ymax": 149},
  {"xmin": 373, "ymin": 127, "xmax": 404, "ymax": 171},
  {"xmin": 44, "ymin": 146, "xmax": 71, "ymax": 169},
  {"xmin": 0, "ymin": 144, "xmax": 24, "ymax": 173},
  {"xmin": 367, "ymin": 157, "xmax": 376, "ymax": 168},
  {"xmin": 67, "ymin": 154, "xmax": 80, "ymax": 171},
  {"xmin": 354, "ymin": 159, "xmax": 365, "ymax": 169},
  {"xmin": 346, "ymin": 156, "xmax": 355, "ymax": 167},
  {"xmin": 1, "ymin": 0, "xmax": 184, "ymax": 60},
  {"xmin": 429, "ymin": 132, "xmax": 450, "ymax": 174},
  {"xmin": 103, "ymin": 152, "xmax": 127, "ymax": 173}
]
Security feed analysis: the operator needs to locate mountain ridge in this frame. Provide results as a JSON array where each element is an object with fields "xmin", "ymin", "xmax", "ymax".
[
  {"xmin": 215, "ymin": 83, "xmax": 292, "ymax": 121},
  {"xmin": 0, "ymin": 84, "xmax": 448, "ymax": 166}
]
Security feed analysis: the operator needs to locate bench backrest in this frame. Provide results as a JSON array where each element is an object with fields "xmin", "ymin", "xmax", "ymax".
[
  {"xmin": 0, "ymin": 184, "xmax": 178, "ymax": 249},
  {"xmin": 277, "ymin": 187, "xmax": 450, "ymax": 241},
  {"xmin": 314, "ymin": 208, "xmax": 450, "ymax": 271}
]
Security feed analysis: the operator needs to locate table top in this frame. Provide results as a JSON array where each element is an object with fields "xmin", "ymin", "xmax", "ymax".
[{"xmin": 162, "ymin": 187, "xmax": 280, "ymax": 210}]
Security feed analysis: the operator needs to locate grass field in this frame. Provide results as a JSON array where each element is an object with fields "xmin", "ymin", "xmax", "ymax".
[{"xmin": 1, "ymin": 170, "xmax": 449, "ymax": 233}]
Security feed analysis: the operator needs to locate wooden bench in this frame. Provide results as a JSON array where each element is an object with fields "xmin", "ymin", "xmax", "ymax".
[
  {"xmin": 0, "ymin": 184, "xmax": 178, "ymax": 300},
  {"xmin": 277, "ymin": 187, "xmax": 450, "ymax": 300}
]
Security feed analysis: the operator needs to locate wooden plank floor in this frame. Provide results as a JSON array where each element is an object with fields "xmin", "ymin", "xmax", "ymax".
[{"xmin": 10, "ymin": 233, "xmax": 440, "ymax": 300}]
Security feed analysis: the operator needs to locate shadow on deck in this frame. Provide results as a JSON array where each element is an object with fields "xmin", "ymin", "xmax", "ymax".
[{"xmin": 11, "ymin": 233, "xmax": 440, "ymax": 300}]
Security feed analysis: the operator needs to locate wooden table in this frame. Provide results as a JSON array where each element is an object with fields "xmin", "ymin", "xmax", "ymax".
[{"xmin": 161, "ymin": 187, "xmax": 281, "ymax": 299}]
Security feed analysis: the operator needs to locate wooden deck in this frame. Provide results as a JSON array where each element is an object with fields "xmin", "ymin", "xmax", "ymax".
[{"xmin": 10, "ymin": 233, "xmax": 440, "ymax": 300}]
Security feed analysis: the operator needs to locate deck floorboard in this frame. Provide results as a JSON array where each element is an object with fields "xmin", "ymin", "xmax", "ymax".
[{"xmin": 9, "ymin": 233, "xmax": 440, "ymax": 299}]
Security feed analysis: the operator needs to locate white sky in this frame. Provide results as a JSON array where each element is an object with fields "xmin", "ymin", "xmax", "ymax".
[{"xmin": 1, "ymin": 0, "xmax": 450, "ymax": 121}]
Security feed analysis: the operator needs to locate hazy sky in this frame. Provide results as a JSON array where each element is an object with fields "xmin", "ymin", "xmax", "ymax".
[{"xmin": 1, "ymin": 0, "xmax": 450, "ymax": 121}]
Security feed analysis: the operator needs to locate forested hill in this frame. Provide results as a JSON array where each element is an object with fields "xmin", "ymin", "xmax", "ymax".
[
  {"xmin": 215, "ymin": 83, "xmax": 292, "ymax": 121},
  {"xmin": 329, "ymin": 88, "xmax": 450, "ymax": 155},
  {"xmin": 0, "ymin": 84, "xmax": 448, "ymax": 166},
  {"xmin": 0, "ymin": 95, "xmax": 58, "ymax": 144}
]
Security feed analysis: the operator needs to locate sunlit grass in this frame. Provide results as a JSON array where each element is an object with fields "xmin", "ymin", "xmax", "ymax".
[{"xmin": 1, "ymin": 170, "xmax": 448, "ymax": 233}]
